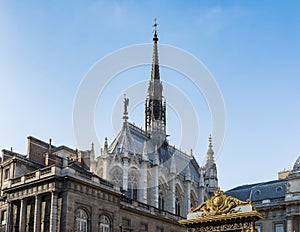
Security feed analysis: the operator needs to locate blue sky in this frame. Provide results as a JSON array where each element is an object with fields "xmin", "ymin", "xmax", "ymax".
[{"xmin": 0, "ymin": 1, "xmax": 300, "ymax": 190}]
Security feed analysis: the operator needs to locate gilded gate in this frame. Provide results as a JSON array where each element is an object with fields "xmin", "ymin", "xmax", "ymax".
[{"xmin": 179, "ymin": 188, "xmax": 263, "ymax": 232}]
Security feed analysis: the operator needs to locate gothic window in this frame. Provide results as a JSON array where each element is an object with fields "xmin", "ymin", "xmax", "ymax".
[
  {"xmin": 175, "ymin": 187, "xmax": 182, "ymax": 216},
  {"xmin": 190, "ymin": 192, "xmax": 198, "ymax": 209},
  {"xmin": 99, "ymin": 215, "xmax": 111, "ymax": 232},
  {"xmin": 75, "ymin": 208, "xmax": 88, "ymax": 232},
  {"xmin": 158, "ymin": 184, "xmax": 165, "ymax": 210},
  {"xmin": 111, "ymin": 169, "xmax": 123, "ymax": 188},
  {"xmin": 127, "ymin": 170, "xmax": 138, "ymax": 200}
]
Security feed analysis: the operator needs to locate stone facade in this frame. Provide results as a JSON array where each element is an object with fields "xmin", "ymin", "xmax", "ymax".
[
  {"xmin": 0, "ymin": 139, "xmax": 184, "ymax": 232},
  {"xmin": 0, "ymin": 26, "xmax": 218, "ymax": 232},
  {"xmin": 90, "ymin": 25, "xmax": 218, "ymax": 218},
  {"xmin": 226, "ymin": 156, "xmax": 300, "ymax": 232}
]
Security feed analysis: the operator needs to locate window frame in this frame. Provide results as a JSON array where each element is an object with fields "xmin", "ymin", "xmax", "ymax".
[
  {"xmin": 74, "ymin": 208, "xmax": 89, "ymax": 232},
  {"xmin": 4, "ymin": 168, "xmax": 9, "ymax": 180},
  {"xmin": 274, "ymin": 222, "xmax": 284, "ymax": 232},
  {"xmin": 99, "ymin": 214, "xmax": 111, "ymax": 232},
  {"xmin": 1, "ymin": 210, "xmax": 7, "ymax": 225}
]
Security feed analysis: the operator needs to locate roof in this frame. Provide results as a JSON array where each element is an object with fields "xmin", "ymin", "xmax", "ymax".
[
  {"xmin": 108, "ymin": 122, "xmax": 200, "ymax": 182},
  {"xmin": 226, "ymin": 179, "xmax": 286, "ymax": 202}
]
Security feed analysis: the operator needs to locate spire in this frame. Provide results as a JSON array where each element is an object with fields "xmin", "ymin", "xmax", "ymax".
[
  {"xmin": 90, "ymin": 142, "xmax": 95, "ymax": 160},
  {"xmin": 151, "ymin": 18, "xmax": 160, "ymax": 81},
  {"xmin": 145, "ymin": 18, "xmax": 166, "ymax": 139},
  {"xmin": 104, "ymin": 137, "xmax": 108, "ymax": 155},
  {"xmin": 206, "ymin": 134, "xmax": 215, "ymax": 166}
]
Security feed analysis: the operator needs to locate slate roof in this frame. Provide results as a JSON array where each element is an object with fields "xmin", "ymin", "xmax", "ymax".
[
  {"xmin": 108, "ymin": 122, "xmax": 201, "ymax": 183},
  {"xmin": 226, "ymin": 179, "xmax": 286, "ymax": 203}
]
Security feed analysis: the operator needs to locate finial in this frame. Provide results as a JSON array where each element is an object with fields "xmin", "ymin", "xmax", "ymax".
[
  {"xmin": 91, "ymin": 142, "xmax": 94, "ymax": 151},
  {"xmin": 153, "ymin": 18, "xmax": 158, "ymax": 42},
  {"xmin": 123, "ymin": 94, "xmax": 129, "ymax": 121},
  {"xmin": 104, "ymin": 137, "xmax": 108, "ymax": 154},
  {"xmin": 206, "ymin": 134, "xmax": 215, "ymax": 164},
  {"xmin": 208, "ymin": 134, "xmax": 213, "ymax": 149}
]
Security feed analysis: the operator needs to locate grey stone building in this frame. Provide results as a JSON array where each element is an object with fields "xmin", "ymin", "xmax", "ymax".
[
  {"xmin": 226, "ymin": 156, "xmax": 300, "ymax": 232},
  {"xmin": 90, "ymin": 25, "xmax": 218, "ymax": 217},
  {"xmin": 0, "ymin": 27, "xmax": 218, "ymax": 231},
  {"xmin": 0, "ymin": 137, "xmax": 185, "ymax": 232}
]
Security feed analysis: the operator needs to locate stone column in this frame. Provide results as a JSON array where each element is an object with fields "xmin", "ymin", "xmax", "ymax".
[
  {"xmin": 33, "ymin": 195, "xmax": 42, "ymax": 232},
  {"xmin": 19, "ymin": 198, "xmax": 27, "ymax": 232},
  {"xmin": 49, "ymin": 192, "xmax": 58, "ymax": 232},
  {"xmin": 6, "ymin": 201, "xmax": 13, "ymax": 232}
]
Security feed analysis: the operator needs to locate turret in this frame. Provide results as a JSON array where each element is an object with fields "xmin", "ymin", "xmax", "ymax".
[{"xmin": 204, "ymin": 134, "xmax": 218, "ymax": 195}]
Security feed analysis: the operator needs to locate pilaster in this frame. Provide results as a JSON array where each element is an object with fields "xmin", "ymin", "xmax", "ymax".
[
  {"xmin": 6, "ymin": 201, "xmax": 13, "ymax": 232},
  {"xmin": 49, "ymin": 192, "xmax": 58, "ymax": 232},
  {"xmin": 34, "ymin": 195, "xmax": 42, "ymax": 232},
  {"xmin": 19, "ymin": 198, "xmax": 27, "ymax": 232}
]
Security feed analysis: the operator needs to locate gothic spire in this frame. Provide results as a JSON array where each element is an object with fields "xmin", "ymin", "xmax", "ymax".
[
  {"xmin": 206, "ymin": 134, "xmax": 215, "ymax": 166},
  {"xmin": 145, "ymin": 19, "xmax": 166, "ymax": 138},
  {"xmin": 151, "ymin": 18, "xmax": 160, "ymax": 81}
]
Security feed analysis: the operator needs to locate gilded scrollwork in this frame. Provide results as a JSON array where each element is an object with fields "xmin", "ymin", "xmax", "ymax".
[
  {"xmin": 190, "ymin": 187, "xmax": 251, "ymax": 216},
  {"xmin": 181, "ymin": 188, "xmax": 263, "ymax": 232}
]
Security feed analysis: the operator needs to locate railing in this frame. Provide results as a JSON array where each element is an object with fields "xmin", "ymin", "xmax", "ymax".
[
  {"xmin": 76, "ymin": 170, "xmax": 92, "ymax": 180},
  {"xmin": 120, "ymin": 196, "xmax": 184, "ymax": 221},
  {"xmin": 11, "ymin": 177, "xmax": 21, "ymax": 184},
  {"xmin": 40, "ymin": 166, "xmax": 52, "ymax": 175},
  {"xmin": 25, "ymin": 172, "xmax": 36, "ymax": 180},
  {"xmin": 99, "ymin": 179, "xmax": 114, "ymax": 188},
  {"xmin": 121, "ymin": 195, "xmax": 132, "ymax": 204}
]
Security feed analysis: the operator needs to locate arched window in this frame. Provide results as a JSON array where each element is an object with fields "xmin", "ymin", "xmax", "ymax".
[
  {"xmin": 111, "ymin": 169, "xmax": 123, "ymax": 188},
  {"xmin": 75, "ymin": 208, "xmax": 88, "ymax": 232},
  {"xmin": 175, "ymin": 188, "xmax": 182, "ymax": 216},
  {"xmin": 190, "ymin": 191, "xmax": 198, "ymax": 209},
  {"xmin": 127, "ymin": 170, "xmax": 138, "ymax": 200},
  {"xmin": 158, "ymin": 184, "xmax": 165, "ymax": 210},
  {"xmin": 99, "ymin": 215, "xmax": 111, "ymax": 232}
]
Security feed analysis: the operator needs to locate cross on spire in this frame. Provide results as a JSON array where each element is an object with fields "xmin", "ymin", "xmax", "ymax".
[
  {"xmin": 153, "ymin": 18, "xmax": 158, "ymax": 31},
  {"xmin": 153, "ymin": 18, "xmax": 158, "ymax": 41}
]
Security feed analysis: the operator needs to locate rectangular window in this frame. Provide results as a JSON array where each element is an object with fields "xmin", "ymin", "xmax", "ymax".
[
  {"xmin": 1, "ymin": 210, "xmax": 7, "ymax": 225},
  {"xmin": 140, "ymin": 222, "xmax": 148, "ymax": 232},
  {"xmin": 4, "ymin": 169, "xmax": 9, "ymax": 180},
  {"xmin": 275, "ymin": 223, "xmax": 284, "ymax": 232},
  {"xmin": 122, "ymin": 218, "xmax": 131, "ymax": 227}
]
